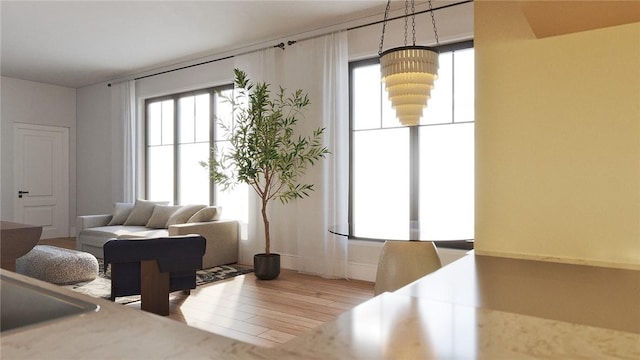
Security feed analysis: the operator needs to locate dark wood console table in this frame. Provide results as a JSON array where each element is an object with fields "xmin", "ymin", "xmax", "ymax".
[{"xmin": 0, "ymin": 221, "xmax": 42, "ymax": 271}]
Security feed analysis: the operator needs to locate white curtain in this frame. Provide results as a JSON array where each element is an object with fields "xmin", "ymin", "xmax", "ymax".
[
  {"xmin": 110, "ymin": 80, "xmax": 137, "ymax": 203},
  {"xmin": 234, "ymin": 32, "xmax": 349, "ymax": 278},
  {"xmin": 233, "ymin": 48, "xmax": 279, "ymax": 265},
  {"xmin": 322, "ymin": 32, "xmax": 350, "ymax": 279},
  {"xmin": 288, "ymin": 32, "xmax": 349, "ymax": 278},
  {"xmin": 234, "ymin": 47, "xmax": 280, "ymax": 88}
]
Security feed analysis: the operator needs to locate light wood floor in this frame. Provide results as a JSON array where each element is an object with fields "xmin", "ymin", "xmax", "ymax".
[{"xmin": 38, "ymin": 237, "xmax": 375, "ymax": 347}]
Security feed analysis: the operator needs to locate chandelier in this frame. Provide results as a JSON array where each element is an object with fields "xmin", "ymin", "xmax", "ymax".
[{"xmin": 379, "ymin": 0, "xmax": 440, "ymax": 126}]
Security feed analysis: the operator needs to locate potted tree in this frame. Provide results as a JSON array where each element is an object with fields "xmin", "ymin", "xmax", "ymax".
[{"xmin": 203, "ymin": 69, "xmax": 329, "ymax": 280}]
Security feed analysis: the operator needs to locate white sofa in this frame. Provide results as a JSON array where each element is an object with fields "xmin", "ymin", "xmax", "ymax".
[{"xmin": 76, "ymin": 201, "xmax": 239, "ymax": 269}]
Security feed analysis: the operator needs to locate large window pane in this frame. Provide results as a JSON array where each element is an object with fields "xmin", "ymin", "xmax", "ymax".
[
  {"xmin": 454, "ymin": 49, "xmax": 475, "ymax": 123},
  {"xmin": 214, "ymin": 89, "xmax": 249, "ymax": 237},
  {"xmin": 214, "ymin": 138, "xmax": 249, "ymax": 225},
  {"xmin": 352, "ymin": 64, "xmax": 382, "ymax": 130},
  {"xmin": 178, "ymin": 142, "xmax": 209, "ymax": 205},
  {"xmin": 214, "ymin": 90, "xmax": 233, "ymax": 141},
  {"xmin": 147, "ymin": 87, "xmax": 227, "ymax": 207},
  {"xmin": 350, "ymin": 43, "xmax": 474, "ymax": 242},
  {"xmin": 352, "ymin": 128, "xmax": 410, "ymax": 227},
  {"xmin": 147, "ymin": 102, "xmax": 162, "ymax": 146},
  {"xmin": 215, "ymin": 181, "xmax": 248, "ymax": 235},
  {"xmin": 179, "ymin": 96, "xmax": 195, "ymax": 144},
  {"xmin": 422, "ymin": 52, "xmax": 453, "ymax": 125},
  {"xmin": 195, "ymin": 94, "xmax": 210, "ymax": 142},
  {"xmin": 147, "ymin": 145, "xmax": 173, "ymax": 202},
  {"xmin": 419, "ymin": 123, "xmax": 474, "ymax": 239},
  {"xmin": 381, "ymin": 88, "xmax": 398, "ymax": 129},
  {"xmin": 161, "ymin": 101, "xmax": 174, "ymax": 145}
]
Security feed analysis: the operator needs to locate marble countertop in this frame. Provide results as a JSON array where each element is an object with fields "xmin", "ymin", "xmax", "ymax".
[
  {"xmin": 282, "ymin": 292, "xmax": 640, "ymax": 359},
  {"xmin": 284, "ymin": 254, "xmax": 640, "ymax": 359},
  {"xmin": 0, "ymin": 270, "xmax": 266, "ymax": 359},
  {"xmin": 2, "ymin": 255, "xmax": 639, "ymax": 359}
]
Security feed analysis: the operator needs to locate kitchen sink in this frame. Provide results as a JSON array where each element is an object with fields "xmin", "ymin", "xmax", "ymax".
[{"xmin": 1, "ymin": 274, "xmax": 99, "ymax": 334}]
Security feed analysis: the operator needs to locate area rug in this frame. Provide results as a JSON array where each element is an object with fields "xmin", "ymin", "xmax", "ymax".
[{"xmin": 63, "ymin": 261, "xmax": 253, "ymax": 305}]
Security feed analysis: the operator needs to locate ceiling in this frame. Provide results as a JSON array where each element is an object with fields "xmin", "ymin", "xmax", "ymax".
[
  {"xmin": 3, "ymin": 1, "xmax": 637, "ymax": 89},
  {"xmin": 1, "ymin": 1, "xmax": 394, "ymax": 88}
]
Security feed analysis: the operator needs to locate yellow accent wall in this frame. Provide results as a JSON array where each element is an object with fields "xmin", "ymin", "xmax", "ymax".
[{"xmin": 474, "ymin": 1, "xmax": 640, "ymax": 269}]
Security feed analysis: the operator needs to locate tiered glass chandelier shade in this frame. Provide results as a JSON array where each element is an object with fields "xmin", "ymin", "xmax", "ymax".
[{"xmin": 380, "ymin": 46, "xmax": 439, "ymax": 126}]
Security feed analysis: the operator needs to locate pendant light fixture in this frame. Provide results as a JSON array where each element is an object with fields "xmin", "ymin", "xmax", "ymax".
[{"xmin": 379, "ymin": 0, "xmax": 440, "ymax": 126}]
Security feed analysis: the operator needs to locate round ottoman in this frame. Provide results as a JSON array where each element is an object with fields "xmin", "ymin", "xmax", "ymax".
[{"xmin": 16, "ymin": 245, "xmax": 99, "ymax": 285}]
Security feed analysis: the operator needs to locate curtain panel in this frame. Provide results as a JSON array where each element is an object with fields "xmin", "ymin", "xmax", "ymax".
[
  {"xmin": 233, "ymin": 32, "xmax": 349, "ymax": 278},
  {"xmin": 233, "ymin": 48, "xmax": 278, "ymax": 265},
  {"xmin": 110, "ymin": 80, "xmax": 137, "ymax": 203}
]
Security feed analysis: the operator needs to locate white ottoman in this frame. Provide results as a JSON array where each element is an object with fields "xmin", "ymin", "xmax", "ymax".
[{"xmin": 16, "ymin": 245, "xmax": 99, "ymax": 285}]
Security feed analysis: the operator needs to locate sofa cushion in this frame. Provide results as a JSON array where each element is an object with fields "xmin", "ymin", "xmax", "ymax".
[
  {"xmin": 146, "ymin": 205, "xmax": 182, "ymax": 229},
  {"xmin": 166, "ymin": 205, "xmax": 206, "ymax": 226},
  {"xmin": 78, "ymin": 226, "xmax": 169, "ymax": 248},
  {"xmin": 187, "ymin": 206, "xmax": 221, "ymax": 223},
  {"xmin": 124, "ymin": 199, "xmax": 169, "ymax": 226},
  {"xmin": 108, "ymin": 202, "xmax": 134, "ymax": 226},
  {"xmin": 115, "ymin": 228, "xmax": 170, "ymax": 239}
]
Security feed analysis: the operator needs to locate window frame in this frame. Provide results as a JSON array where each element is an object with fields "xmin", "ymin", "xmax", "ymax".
[
  {"xmin": 144, "ymin": 84, "xmax": 233, "ymax": 205},
  {"xmin": 348, "ymin": 40, "xmax": 474, "ymax": 249}
]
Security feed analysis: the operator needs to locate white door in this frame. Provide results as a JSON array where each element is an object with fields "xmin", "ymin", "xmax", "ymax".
[{"xmin": 14, "ymin": 123, "xmax": 69, "ymax": 239}]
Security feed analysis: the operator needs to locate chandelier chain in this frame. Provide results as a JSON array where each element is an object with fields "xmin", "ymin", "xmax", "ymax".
[
  {"xmin": 404, "ymin": 0, "xmax": 409, "ymax": 46},
  {"xmin": 411, "ymin": 0, "xmax": 416, "ymax": 46},
  {"xmin": 379, "ymin": 0, "xmax": 438, "ymax": 53},
  {"xmin": 428, "ymin": 0, "xmax": 440, "ymax": 47},
  {"xmin": 378, "ymin": 0, "xmax": 392, "ymax": 55}
]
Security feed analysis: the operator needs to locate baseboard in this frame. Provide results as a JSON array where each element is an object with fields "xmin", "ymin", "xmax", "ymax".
[
  {"xmin": 279, "ymin": 253, "xmax": 298, "ymax": 271},
  {"xmin": 278, "ymin": 253, "xmax": 377, "ymax": 282},
  {"xmin": 253, "ymin": 246, "xmax": 468, "ymax": 283},
  {"xmin": 475, "ymin": 249, "xmax": 640, "ymax": 271}
]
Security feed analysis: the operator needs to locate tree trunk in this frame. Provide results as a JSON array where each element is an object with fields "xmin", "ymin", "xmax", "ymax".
[{"xmin": 261, "ymin": 197, "xmax": 270, "ymax": 255}]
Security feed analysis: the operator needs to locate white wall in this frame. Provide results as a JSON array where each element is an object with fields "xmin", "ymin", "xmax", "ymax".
[
  {"xmin": 75, "ymin": 82, "xmax": 112, "ymax": 216},
  {"xmin": 475, "ymin": 2, "xmax": 640, "ymax": 269},
  {"xmin": 0, "ymin": 76, "xmax": 76, "ymax": 233},
  {"xmin": 74, "ymin": 2, "xmax": 474, "ymax": 280},
  {"xmin": 136, "ymin": 58, "xmax": 234, "ymax": 99}
]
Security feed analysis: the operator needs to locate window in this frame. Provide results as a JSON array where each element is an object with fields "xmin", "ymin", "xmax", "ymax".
[
  {"xmin": 145, "ymin": 86, "xmax": 248, "ymax": 225},
  {"xmin": 350, "ymin": 41, "xmax": 474, "ymax": 240}
]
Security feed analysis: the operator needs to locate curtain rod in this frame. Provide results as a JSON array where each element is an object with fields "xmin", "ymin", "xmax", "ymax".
[
  {"xmin": 107, "ymin": 0, "xmax": 472, "ymax": 87},
  {"xmin": 107, "ymin": 42, "xmax": 286, "ymax": 87}
]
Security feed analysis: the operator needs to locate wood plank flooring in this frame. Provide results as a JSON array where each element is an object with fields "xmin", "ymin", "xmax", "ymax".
[{"xmin": 37, "ymin": 237, "xmax": 375, "ymax": 347}]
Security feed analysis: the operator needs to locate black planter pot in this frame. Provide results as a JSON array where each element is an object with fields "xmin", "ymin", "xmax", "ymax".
[{"xmin": 253, "ymin": 253, "xmax": 280, "ymax": 280}]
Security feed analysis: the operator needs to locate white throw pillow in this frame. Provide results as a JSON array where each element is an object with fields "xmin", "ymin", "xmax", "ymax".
[
  {"xmin": 123, "ymin": 199, "xmax": 170, "ymax": 226},
  {"xmin": 187, "ymin": 206, "xmax": 222, "ymax": 223},
  {"xmin": 108, "ymin": 202, "xmax": 134, "ymax": 226},
  {"xmin": 146, "ymin": 205, "xmax": 182, "ymax": 229},
  {"xmin": 166, "ymin": 205, "xmax": 206, "ymax": 226}
]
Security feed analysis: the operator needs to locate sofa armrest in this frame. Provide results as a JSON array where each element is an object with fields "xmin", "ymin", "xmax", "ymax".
[
  {"xmin": 77, "ymin": 214, "xmax": 112, "ymax": 232},
  {"xmin": 168, "ymin": 220, "xmax": 239, "ymax": 268}
]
